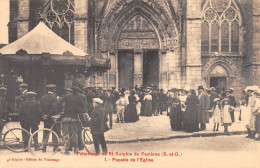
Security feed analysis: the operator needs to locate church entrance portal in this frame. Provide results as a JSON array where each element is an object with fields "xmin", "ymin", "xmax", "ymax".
[
  {"xmin": 143, "ymin": 50, "xmax": 159, "ymax": 88},
  {"xmin": 118, "ymin": 50, "xmax": 134, "ymax": 89},
  {"xmin": 210, "ymin": 77, "xmax": 227, "ymax": 91}
]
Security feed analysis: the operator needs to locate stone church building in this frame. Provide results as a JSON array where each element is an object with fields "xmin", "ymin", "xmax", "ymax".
[{"xmin": 7, "ymin": 0, "xmax": 260, "ymax": 97}]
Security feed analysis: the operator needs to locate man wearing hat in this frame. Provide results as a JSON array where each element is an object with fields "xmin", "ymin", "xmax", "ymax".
[
  {"xmin": 158, "ymin": 89, "xmax": 167, "ymax": 115},
  {"xmin": 0, "ymin": 87, "xmax": 8, "ymax": 142},
  {"xmin": 197, "ymin": 86, "xmax": 210, "ymax": 130},
  {"xmin": 40, "ymin": 84, "xmax": 59, "ymax": 152},
  {"xmin": 90, "ymin": 98, "xmax": 108, "ymax": 154},
  {"xmin": 209, "ymin": 87, "xmax": 219, "ymax": 109},
  {"xmin": 104, "ymin": 89, "xmax": 115, "ymax": 129},
  {"xmin": 20, "ymin": 91, "xmax": 42, "ymax": 151},
  {"xmin": 246, "ymin": 86, "xmax": 259, "ymax": 139},
  {"xmin": 84, "ymin": 87, "xmax": 95, "ymax": 117},
  {"xmin": 59, "ymin": 86, "xmax": 87, "ymax": 154},
  {"xmin": 227, "ymin": 88, "xmax": 237, "ymax": 122},
  {"xmin": 15, "ymin": 83, "xmax": 28, "ymax": 113}
]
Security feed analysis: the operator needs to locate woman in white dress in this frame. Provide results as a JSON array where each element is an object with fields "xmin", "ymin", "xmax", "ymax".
[
  {"xmin": 221, "ymin": 98, "xmax": 234, "ymax": 133},
  {"xmin": 212, "ymin": 98, "xmax": 221, "ymax": 131}
]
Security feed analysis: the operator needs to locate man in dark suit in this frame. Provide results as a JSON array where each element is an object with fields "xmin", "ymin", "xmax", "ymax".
[
  {"xmin": 104, "ymin": 89, "xmax": 114, "ymax": 129},
  {"xmin": 227, "ymin": 88, "xmax": 237, "ymax": 122},
  {"xmin": 158, "ymin": 89, "xmax": 167, "ymax": 115},
  {"xmin": 40, "ymin": 84, "xmax": 58, "ymax": 152},
  {"xmin": 84, "ymin": 87, "xmax": 95, "ymax": 117},
  {"xmin": 15, "ymin": 83, "xmax": 28, "ymax": 113},
  {"xmin": 59, "ymin": 86, "xmax": 87, "ymax": 154},
  {"xmin": 20, "ymin": 91, "xmax": 42, "ymax": 150},
  {"xmin": 90, "ymin": 98, "xmax": 108, "ymax": 154},
  {"xmin": 0, "ymin": 87, "xmax": 8, "ymax": 142}
]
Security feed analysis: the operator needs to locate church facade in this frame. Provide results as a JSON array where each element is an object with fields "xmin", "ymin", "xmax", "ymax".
[{"xmin": 8, "ymin": 0, "xmax": 260, "ymax": 98}]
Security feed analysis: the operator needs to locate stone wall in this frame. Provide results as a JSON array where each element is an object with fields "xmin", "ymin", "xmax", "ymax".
[
  {"xmin": 74, "ymin": 0, "xmax": 88, "ymax": 53},
  {"xmin": 17, "ymin": 0, "xmax": 29, "ymax": 39},
  {"xmin": 185, "ymin": 0, "xmax": 202, "ymax": 89}
]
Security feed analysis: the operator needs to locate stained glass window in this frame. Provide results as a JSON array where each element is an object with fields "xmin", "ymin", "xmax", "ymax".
[
  {"xmin": 43, "ymin": 0, "xmax": 75, "ymax": 44},
  {"xmin": 221, "ymin": 20, "xmax": 229, "ymax": 52},
  {"xmin": 201, "ymin": 21, "xmax": 209, "ymax": 52},
  {"xmin": 202, "ymin": 0, "xmax": 241, "ymax": 53},
  {"xmin": 231, "ymin": 20, "xmax": 239, "ymax": 52},
  {"xmin": 211, "ymin": 20, "xmax": 219, "ymax": 52}
]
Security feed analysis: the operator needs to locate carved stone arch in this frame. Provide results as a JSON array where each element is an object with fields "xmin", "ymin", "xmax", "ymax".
[
  {"xmin": 202, "ymin": 0, "xmax": 244, "ymax": 25},
  {"xmin": 204, "ymin": 58, "xmax": 237, "ymax": 78},
  {"xmin": 208, "ymin": 62, "xmax": 233, "ymax": 77},
  {"xmin": 203, "ymin": 59, "xmax": 238, "ymax": 88},
  {"xmin": 115, "ymin": 13, "xmax": 161, "ymax": 49},
  {"xmin": 98, "ymin": 0, "xmax": 179, "ymax": 52}
]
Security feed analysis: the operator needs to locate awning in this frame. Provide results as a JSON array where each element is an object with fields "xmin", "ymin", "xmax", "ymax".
[
  {"xmin": 0, "ymin": 22, "xmax": 86, "ymax": 56},
  {"xmin": 0, "ymin": 22, "xmax": 110, "ymax": 69}
]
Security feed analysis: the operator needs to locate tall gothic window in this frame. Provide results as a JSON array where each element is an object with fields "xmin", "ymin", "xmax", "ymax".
[
  {"xmin": 43, "ymin": 0, "xmax": 75, "ymax": 44},
  {"xmin": 201, "ymin": 0, "xmax": 241, "ymax": 53}
]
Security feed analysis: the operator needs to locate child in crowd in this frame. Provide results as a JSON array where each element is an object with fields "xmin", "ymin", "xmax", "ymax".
[
  {"xmin": 116, "ymin": 94, "xmax": 127, "ymax": 123},
  {"xmin": 221, "ymin": 98, "xmax": 235, "ymax": 133},
  {"xmin": 212, "ymin": 98, "xmax": 221, "ymax": 131}
]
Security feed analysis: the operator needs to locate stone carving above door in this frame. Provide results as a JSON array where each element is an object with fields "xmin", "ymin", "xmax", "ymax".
[{"xmin": 118, "ymin": 15, "xmax": 159, "ymax": 49}]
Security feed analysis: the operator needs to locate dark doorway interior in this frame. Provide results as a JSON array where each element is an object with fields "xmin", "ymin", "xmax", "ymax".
[
  {"xmin": 118, "ymin": 50, "xmax": 134, "ymax": 89},
  {"xmin": 143, "ymin": 50, "xmax": 159, "ymax": 88},
  {"xmin": 210, "ymin": 77, "xmax": 227, "ymax": 91}
]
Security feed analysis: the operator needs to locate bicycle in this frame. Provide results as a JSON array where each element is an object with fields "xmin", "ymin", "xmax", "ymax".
[
  {"xmin": 28, "ymin": 113, "xmax": 95, "ymax": 157},
  {"xmin": 0, "ymin": 119, "xmax": 31, "ymax": 152}
]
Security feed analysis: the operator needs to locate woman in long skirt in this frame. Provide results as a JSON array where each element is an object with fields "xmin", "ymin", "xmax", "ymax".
[
  {"xmin": 125, "ymin": 90, "xmax": 138, "ymax": 122},
  {"xmin": 144, "ymin": 92, "xmax": 152, "ymax": 116},
  {"xmin": 169, "ymin": 98, "xmax": 182, "ymax": 131},
  {"xmin": 184, "ymin": 89, "xmax": 199, "ymax": 132}
]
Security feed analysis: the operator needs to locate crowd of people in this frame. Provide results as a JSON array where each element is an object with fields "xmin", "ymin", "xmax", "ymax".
[
  {"xmin": 0, "ymin": 82, "xmax": 260, "ymax": 155},
  {"xmin": 168, "ymin": 85, "xmax": 260, "ymax": 141},
  {"xmin": 168, "ymin": 86, "xmax": 237, "ymax": 133}
]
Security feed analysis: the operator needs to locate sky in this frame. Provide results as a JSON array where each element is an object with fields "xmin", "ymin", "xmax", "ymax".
[{"xmin": 0, "ymin": 0, "xmax": 9, "ymax": 44}]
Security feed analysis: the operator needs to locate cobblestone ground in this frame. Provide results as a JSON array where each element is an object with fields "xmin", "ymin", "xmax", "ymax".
[
  {"xmin": 1, "ymin": 110, "xmax": 246, "ymax": 143},
  {"xmin": 0, "ymin": 135, "xmax": 259, "ymax": 168}
]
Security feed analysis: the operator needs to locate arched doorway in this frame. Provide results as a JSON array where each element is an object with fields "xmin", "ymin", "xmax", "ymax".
[
  {"xmin": 98, "ymin": 1, "xmax": 179, "ymax": 90},
  {"xmin": 209, "ymin": 65, "xmax": 229, "ymax": 90},
  {"xmin": 117, "ymin": 15, "xmax": 160, "ymax": 89}
]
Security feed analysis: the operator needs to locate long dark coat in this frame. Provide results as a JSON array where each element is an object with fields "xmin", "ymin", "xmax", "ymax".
[
  {"xmin": 184, "ymin": 95, "xmax": 199, "ymax": 124},
  {"xmin": 169, "ymin": 102, "xmax": 182, "ymax": 131},
  {"xmin": 20, "ymin": 98, "xmax": 42, "ymax": 126},
  {"xmin": 40, "ymin": 93, "xmax": 57, "ymax": 125},
  {"xmin": 90, "ymin": 107, "xmax": 109, "ymax": 134},
  {"xmin": 0, "ymin": 96, "xmax": 7, "ymax": 120},
  {"xmin": 104, "ymin": 93, "xmax": 114, "ymax": 113},
  {"xmin": 198, "ymin": 92, "xmax": 210, "ymax": 123},
  {"xmin": 125, "ymin": 95, "xmax": 138, "ymax": 122}
]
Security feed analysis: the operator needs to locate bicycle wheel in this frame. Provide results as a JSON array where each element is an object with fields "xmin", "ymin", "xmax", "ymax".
[
  {"xmin": 28, "ymin": 128, "xmax": 60, "ymax": 157},
  {"xmin": 3, "ymin": 128, "xmax": 30, "ymax": 152},
  {"xmin": 81, "ymin": 128, "xmax": 95, "ymax": 153}
]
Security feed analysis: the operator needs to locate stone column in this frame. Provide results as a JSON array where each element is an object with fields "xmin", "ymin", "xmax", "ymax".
[
  {"xmin": 134, "ymin": 49, "xmax": 143, "ymax": 87},
  {"xmin": 108, "ymin": 51, "xmax": 117, "ymax": 89},
  {"xmin": 74, "ymin": 0, "xmax": 88, "ymax": 53},
  {"xmin": 17, "ymin": 0, "xmax": 29, "ymax": 39},
  {"xmin": 185, "ymin": 0, "xmax": 202, "ymax": 88},
  {"xmin": 166, "ymin": 50, "xmax": 182, "ymax": 90},
  {"xmin": 159, "ymin": 49, "xmax": 167, "ymax": 90},
  {"xmin": 250, "ymin": 0, "xmax": 260, "ymax": 85}
]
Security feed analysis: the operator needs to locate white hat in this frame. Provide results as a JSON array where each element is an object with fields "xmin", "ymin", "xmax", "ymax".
[
  {"xmin": 214, "ymin": 98, "xmax": 220, "ymax": 102},
  {"xmin": 93, "ymin": 98, "xmax": 103, "ymax": 105},
  {"xmin": 183, "ymin": 86, "xmax": 191, "ymax": 91},
  {"xmin": 251, "ymin": 86, "xmax": 260, "ymax": 93},
  {"xmin": 245, "ymin": 86, "xmax": 253, "ymax": 92}
]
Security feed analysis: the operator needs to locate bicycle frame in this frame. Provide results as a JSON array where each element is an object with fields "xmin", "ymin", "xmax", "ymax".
[
  {"xmin": 1, "ymin": 122, "xmax": 19, "ymax": 141},
  {"xmin": 43, "ymin": 114, "xmax": 88, "ymax": 148}
]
